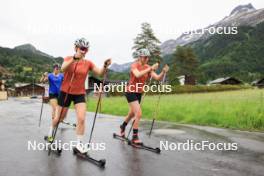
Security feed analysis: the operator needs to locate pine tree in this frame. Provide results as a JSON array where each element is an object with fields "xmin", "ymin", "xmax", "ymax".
[
  {"xmin": 168, "ymin": 46, "xmax": 199, "ymax": 85},
  {"xmin": 133, "ymin": 22, "xmax": 162, "ymax": 64}
]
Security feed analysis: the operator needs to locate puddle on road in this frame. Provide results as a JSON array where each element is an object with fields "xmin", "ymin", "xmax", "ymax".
[
  {"xmin": 152, "ymin": 129, "xmax": 186, "ymax": 135},
  {"xmin": 95, "ymin": 117, "xmax": 120, "ymax": 122}
]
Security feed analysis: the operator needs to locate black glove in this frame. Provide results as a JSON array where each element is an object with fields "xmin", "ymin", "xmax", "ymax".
[{"xmin": 104, "ymin": 59, "xmax": 111, "ymax": 68}]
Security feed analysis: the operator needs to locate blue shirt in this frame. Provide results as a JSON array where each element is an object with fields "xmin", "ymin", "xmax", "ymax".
[{"xmin": 48, "ymin": 73, "xmax": 64, "ymax": 95}]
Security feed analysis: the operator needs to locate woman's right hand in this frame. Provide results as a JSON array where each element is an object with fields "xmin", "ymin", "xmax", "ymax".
[
  {"xmin": 73, "ymin": 53, "xmax": 82, "ymax": 60},
  {"xmin": 43, "ymin": 72, "xmax": 48, "ymax": 77},
  {"xmin": 151, "ymin": 63, "xmax": 159, "ymax": 71}
]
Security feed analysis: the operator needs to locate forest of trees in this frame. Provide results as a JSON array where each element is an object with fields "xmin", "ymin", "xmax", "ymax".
[
  {"xmin": 0, "ymin": 46, "xmax": 62, "ymax": 87},
  {"xmin": 189, "ymin": 22, "xmax": 264, "ymax": 83}
]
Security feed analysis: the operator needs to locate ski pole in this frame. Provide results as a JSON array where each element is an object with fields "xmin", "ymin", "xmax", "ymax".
[
  {"xmin": 127, "ymin": 120, "xmax": 135, "ymax": 139},
  {"xmin": 88, "ymin": 68, "xmax": 108, "ymax": 144},
  {"xmin": 98, "ymin": 95, "xmax": 102, "ymax": 115},
  {"xmin": 38, "ymin": 93, "xmax": 45, "ymax": 127},
  {"xmin": 148, "ymin": 72, "xmax": 166, "ymax": 137},
  {"xmin": 48, "ymin": 60, "xmax": 79, "ymax": 155}
]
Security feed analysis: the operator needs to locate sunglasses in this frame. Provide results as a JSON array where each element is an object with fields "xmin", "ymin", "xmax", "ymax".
[{"xmin": 80, "ymin": 47, "xmax": 88, "ymax": 52}]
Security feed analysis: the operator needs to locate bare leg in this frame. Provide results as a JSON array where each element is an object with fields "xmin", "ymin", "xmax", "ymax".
[
  {"xmin": 52, "ymin": 105, "xmax": 68, "ymax": 127},
  {"xmin": 47, "ymin": 105, "xmax": 68, "ymax": 138},
  {"xmin": 129, "ymin": 101, "xmax": 141, "ymax": 129},
  {"xmin": 129, "ymin": 101, "xmax": 143, "ymax": 143},
  {"xmin": 74, "ymin": 102, "xmax": 88, "ymax": 153},
  {"xmin": 124, "ymin": 107, "xmax": 134, "ymax": 123},
  {"xmin": 120, "ymin": 107, "xmax": 134, "ymax": 136},
  {"xmin": 49, "ymin": 99, "xmax": 58, "ymax": 119},
  {"xmin": 74, "ymin": 103, "xmax": 86, "ymax": 135}
]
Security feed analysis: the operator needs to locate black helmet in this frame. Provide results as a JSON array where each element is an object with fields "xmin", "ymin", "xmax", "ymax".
[{"xmin": 53, "ymin": 63, "xmax": 60, "ymax": 69}]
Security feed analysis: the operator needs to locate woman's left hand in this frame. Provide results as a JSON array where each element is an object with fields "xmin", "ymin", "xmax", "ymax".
[{"xmin": 162, "ymin": 64, "xmax": 169, "ymax": 73}]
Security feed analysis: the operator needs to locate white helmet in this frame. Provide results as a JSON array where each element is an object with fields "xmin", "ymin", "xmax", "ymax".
[
  {"xmin": 137, "ymin": 48, "xmax": 151, "ymax": 57},
  {"xmin": 74, "ymin": 38, "xmax": 89, "ymax": 48}
]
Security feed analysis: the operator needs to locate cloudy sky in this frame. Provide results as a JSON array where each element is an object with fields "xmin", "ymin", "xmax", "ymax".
[{"xmin": 0, "ymin": 0, "xmax": 263, "ymax": 65}]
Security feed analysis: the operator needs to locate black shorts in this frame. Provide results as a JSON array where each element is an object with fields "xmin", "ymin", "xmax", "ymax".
[
  {"xmin": 125, "ymin": 92, "xmax": 142, "ymax": 103},
  {"xmin": 49, "ymin": 93, "xmax": 59, "ymax": 100},
  {"xmin": 58, "ymin": 91, "xmax": 86, "ymax": 107}
]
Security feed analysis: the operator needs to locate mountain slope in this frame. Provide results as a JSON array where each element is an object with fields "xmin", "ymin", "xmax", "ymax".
[
  {"xmin": 0, "ymin": 44, "xmax": 63, "ymax": 85},
  {"xmin": 161, "ymin": 3, "xmax": 264, "ymax": 55},
  {"xmin": 109, "ymin": 62, "xmax": 132, "ymax": 73},
  {"xmin": 14, "ymin": 44, "xmax": 53, "ymax": 58},
  {"xmin": 189, "ymin": 22, "xmax": 264, "ymax": 82}
]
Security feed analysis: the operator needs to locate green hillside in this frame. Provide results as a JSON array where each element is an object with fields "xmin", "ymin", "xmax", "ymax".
[
  {"xmin": 163, "ymin": 22, "xmax": 264, "ymax": 84},
  {"xmin": 189, "ymin": 22, "xmax": 264, "ymax": 83},
  {"xmin": 0, "ymin": 46, "xmax": 63, "ymax": 86}
]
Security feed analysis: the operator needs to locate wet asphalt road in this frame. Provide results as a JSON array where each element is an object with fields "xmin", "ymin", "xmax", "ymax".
[{"xmin": 0, "ymin": 98, "xmax": 264, "ymax": 176}]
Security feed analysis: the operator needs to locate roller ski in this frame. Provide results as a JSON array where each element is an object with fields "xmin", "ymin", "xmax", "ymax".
[
  {"xmin": 61, "ymin": 121, "xmax": 77, "ymax": 127},
  {"xmin": 112, "ymin": 124, "xmax": 129, "ymax": 141},
  {"xmin": 72, "ymin": 144, "xmax": 106, "ymax": 168},
  {"xmin": 44, "ymin": 136, "xmax": 62, "ymax": 155},
  {"xmin": 130, "ymin": 133, "xmax": 161, "ymax": 154},
  {"xmin": 113, "ymin": 133, "xmax": 161, "ymax": 154},
  {"xmin": 127, "ymin": 138, "xmax": 161, "ymax": 154},
  {"xmin": 113, "ymin": 133, "xmax": 129, "ymax": 142}
]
